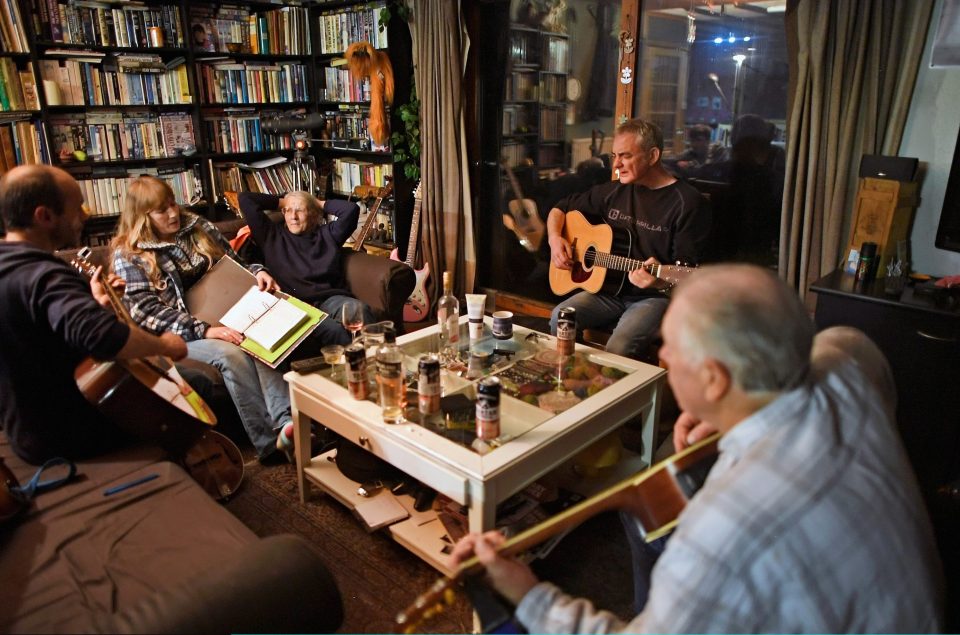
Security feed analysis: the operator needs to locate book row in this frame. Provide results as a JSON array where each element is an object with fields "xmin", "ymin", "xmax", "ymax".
[
  {"xmin": 0, "ymin": 58, "xmax": 41, "ymax": 112},
  {"xmin": 189, "ymin": 4, "xmax": 311, "ymax": 56},
  {"xmin": 0, "ymin": 0, "xmax": 29, "ymax": 52},
  {"xmin": 202, "ymin": 110, "xmax": 301, "ymax": 154},
  {"xmin": 331, "ymin": 157, "xmax": 392, "ymax": 195},
  {"xmin": 197, "ymin": 61, "xmax": 309, "ymax": 105},
  {"xmin": 48, "ymin": 111, "xmax": 196, "ymax": 163},
  {"xmin": 316, "ymin": 1, "xmax": 387, "ymax": 55},
  {"xmin": 211, "ymin": 159, "xmax": 308, "ymax": 198},
  {"xmin": 539, "ymin": 106, "xmax": 565, "ymax": 142},
  {"xmin": 38, "ymin": 56, "xmax": 191, "ymax": 107},
  {"xmin": 30, "ymin": 0, "xmax": 184, "ymax": 49},
  {"xmin": 76, "ymin": 165, "xmax": 202, "ymax": 217},
  {"xmin": 0, "ymin": 118, "xmax": 47, "ymax": 175},
  {"xmin": 319, "ymin": 67, "xmax": 370, "ymax": 103}
]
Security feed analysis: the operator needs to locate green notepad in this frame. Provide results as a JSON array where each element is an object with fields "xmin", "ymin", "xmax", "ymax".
[{"xmin": 241, "ymin": 296, "xmax": 326, "ymax": 365}]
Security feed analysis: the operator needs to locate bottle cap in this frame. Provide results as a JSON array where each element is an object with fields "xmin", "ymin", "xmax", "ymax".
[{"xmin": 859, "ymin": 242, "xmax": 878, "ymax": 257}]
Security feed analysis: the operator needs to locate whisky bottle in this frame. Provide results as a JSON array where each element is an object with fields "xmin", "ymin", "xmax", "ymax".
[{"xmin": 436, "ymin": 271, "xmax": 460, "ymax": 360}]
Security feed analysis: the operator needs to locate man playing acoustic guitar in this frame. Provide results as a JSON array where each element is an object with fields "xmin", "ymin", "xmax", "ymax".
[
  {"xmin": 450, "ymin": 264, "xmax": 942, "ymax": 632},
  {"xmin": 547, "ymin": 118, "xmax": 711, "ymax": 361},
  {"xmin": 0, "ymin": 165, "xmax": 190, "ymax": 464}
]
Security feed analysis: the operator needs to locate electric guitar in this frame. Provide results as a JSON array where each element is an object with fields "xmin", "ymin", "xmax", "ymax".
[
  {"xmin": 501, "ymin": 160, "xmax": 545, "ymax": 252},
  {"xmin": 390, "ymin": 182, "xmax": 431, "ymax": 322},
  {"xmin": 352, "ymin": 177, "xmax": 393, "ymax": 251},
  {"xmin": 396, "ymin": 434, "xmax": 720, "ymax": 632},
  {"xmin": 549, "ymin": 210, "xmax": 697, "ymax": 296},
  {"xmin": 71, "ymin": 248, "xmax": 244, "ymax": 501}
]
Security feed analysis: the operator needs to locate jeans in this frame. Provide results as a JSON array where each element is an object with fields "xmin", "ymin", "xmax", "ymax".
[
  {"xmin": 620, "ymin": 511, "xmax": 670, "ymax": 612},
  {"xmin": 550, "ymin": 292, "xmax": 669, "ymax": 360},
  {"xmin": 187, "ymin": 339, "xmax": 291, "ymax": 459}
]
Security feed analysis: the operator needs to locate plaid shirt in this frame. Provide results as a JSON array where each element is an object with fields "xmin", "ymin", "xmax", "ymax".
[
  {"xmin": 112, "ymin": 212, "xmax": 263, "ymax": 341},
  {"xmin": 516, "ymin": 329, "xmax": 942, "ymax": 633}
]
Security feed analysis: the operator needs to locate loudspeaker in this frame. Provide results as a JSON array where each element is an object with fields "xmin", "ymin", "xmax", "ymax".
[{"xmin": 859, "ymin": 154, "xmax": 918, "ymax": 181}]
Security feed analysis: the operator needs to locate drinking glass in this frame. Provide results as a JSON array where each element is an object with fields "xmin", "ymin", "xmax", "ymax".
[
  {"xmin": 321, "ymin": 344, "xmax": 345, "ymax": 384},
  {"xmin": 342, "ymin": 300, "xmax": 364, "ymax": 343}
]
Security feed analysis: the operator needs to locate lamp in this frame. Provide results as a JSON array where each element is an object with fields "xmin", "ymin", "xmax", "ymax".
[{"xmin": 708, "ymin": 72, "xmax": 730, "ymax": 109}]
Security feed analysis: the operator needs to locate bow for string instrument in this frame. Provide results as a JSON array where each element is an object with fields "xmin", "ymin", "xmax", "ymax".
[
  {"xmin": 71, "ymin": 247, "xmax": 244, "ymax": 501},
  {"xmin": 396, "ymin": 433, "xmax": 720, "ymax": 632}
]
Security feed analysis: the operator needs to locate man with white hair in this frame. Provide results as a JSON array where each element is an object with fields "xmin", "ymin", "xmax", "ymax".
[{"xmin": 451, "ymin": 264, "xmax": 943, "ymax": 633}]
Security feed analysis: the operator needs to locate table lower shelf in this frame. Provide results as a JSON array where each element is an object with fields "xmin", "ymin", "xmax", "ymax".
[{"xmin": 303, "ymin": 447, "xmax": 648, "ymax": 574}]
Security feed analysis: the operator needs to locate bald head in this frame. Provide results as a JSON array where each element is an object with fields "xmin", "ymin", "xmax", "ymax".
[
  {"xmin": 668, "ymin": 264, "xmax": 815, "ymax": 394},
  {"xmin": 0, "ymin": 164, "xmax": 74, "ymax": 231}
]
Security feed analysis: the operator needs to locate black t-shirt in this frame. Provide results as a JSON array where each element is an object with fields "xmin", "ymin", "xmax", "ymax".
[{"xmin": 0, "ymin": 242, "xmax": 130, "ymax": 464}]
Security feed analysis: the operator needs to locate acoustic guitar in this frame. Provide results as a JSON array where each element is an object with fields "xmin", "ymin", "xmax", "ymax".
[
  {"xmin": 501, "ymin": 160, "xmax": 545, "ymax": 252},
  {"xmin": 71, "ymin": 248, "xmax": 244, "ymax": 501},
  {"xmin": 396, "ymin": 434, "xmax": 720, "ymax": 632},
  {"xmin": 549, "ymin": 210, "xmax": 697, "ymax": 296},
  {"xmin": 352, "ymin": 177, "xmax": 393, "ymax": 251},
  {"xmin": 390, "ymin": 181, "xmax": 431, "ymax": 322}
]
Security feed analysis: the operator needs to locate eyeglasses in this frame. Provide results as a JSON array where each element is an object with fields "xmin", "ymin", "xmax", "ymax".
[{"xmin": 280, "ymin": 207, "xmax": 309, "ymax": 215}]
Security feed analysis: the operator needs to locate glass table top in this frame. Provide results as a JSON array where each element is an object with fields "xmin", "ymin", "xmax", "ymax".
[{"xmin": 313, "ymin": 320, "xmax": 642, "ymax": 456}]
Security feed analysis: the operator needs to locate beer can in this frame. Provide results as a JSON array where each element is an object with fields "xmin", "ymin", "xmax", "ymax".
[
  {"xmin": 476, "ymin": 377, "xmax": 501, "ymax": 440},
  {"xmin": 418, "ymin": 354, "xmax": 441, "ymax": 415},
  {"xmin": 345, "ymin": 342, "xmax": 368, "ymax": 400},
  {"xmin": 556, "ymin": 307, "xmax": 577, "ymax": 356}
]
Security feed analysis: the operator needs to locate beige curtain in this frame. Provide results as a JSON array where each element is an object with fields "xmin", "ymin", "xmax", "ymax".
[
  {"xmin": 781, "ymin": 0, "xmax": 933, "ymax": 300},
  {"xmin": 406, "ymin": 0, "xmax": 476, "ymax": 304}
]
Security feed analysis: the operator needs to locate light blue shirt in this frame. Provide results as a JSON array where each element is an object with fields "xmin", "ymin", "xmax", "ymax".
[{"xmin": 516, "ymin": 328, "xmax": 943, "ymax": 633}]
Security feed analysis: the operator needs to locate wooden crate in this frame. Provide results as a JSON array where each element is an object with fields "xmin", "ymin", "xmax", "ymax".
[{"xmin": 847, "ymin": 178, "xmax": 919, "ymax": 277}]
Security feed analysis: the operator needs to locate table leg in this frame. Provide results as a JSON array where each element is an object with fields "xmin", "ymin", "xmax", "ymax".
[
  {"xmin": 468, "ymin": 485, "xmax": 498, "ymax": 534},
  {"xmin": 293, "ymin": 407, "xmax": 312, "ymax": 504}
]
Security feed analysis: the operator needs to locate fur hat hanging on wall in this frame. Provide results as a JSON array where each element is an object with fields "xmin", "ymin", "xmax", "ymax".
[{"xmin": 346, "ymin": 41, "xmax": 394, "ymax": 146}]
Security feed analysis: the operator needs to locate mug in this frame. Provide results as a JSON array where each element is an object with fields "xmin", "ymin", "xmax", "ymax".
[{"xmin": 492, "ymin": 310, "xmax": 513, "ymax": 340}]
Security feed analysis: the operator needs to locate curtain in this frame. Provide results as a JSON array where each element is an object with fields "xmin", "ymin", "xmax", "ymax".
[
  {"xmin": 406, "ymin": 0, "xmax": 476, "ymax": 303},
  {"xmin": 780, "ymin": 0, "xmax": 933, "ymax": 301}
]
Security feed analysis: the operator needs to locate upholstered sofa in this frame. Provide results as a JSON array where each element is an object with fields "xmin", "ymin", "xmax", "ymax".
[{"xmin": 0, "ymin": 432, "xmax": 343, "ymax": 634}]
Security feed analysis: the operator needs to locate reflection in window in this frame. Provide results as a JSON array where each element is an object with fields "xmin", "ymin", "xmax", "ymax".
[{"xmin": 491, "ymin": 1, "xmax": 788, "ymax": 306}]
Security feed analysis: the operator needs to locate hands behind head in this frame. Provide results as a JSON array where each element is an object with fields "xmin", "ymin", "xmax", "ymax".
[
  {"xmin": 448, "ymin": 530, "xmax": 540, "ymax": 606},
  {"xmin": 673, "ymin": 411, "xmax": 718, "ymax": 453}
]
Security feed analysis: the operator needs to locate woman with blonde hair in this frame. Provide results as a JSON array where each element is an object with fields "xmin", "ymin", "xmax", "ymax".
[{"xmin": 111, "ymin": 175, "xmax": 293, "ymax": 463}]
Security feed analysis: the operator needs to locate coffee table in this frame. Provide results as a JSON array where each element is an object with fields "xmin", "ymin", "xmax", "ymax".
[{"xmin": 285, "ymin": 316, "xmax": 665, "ymax": 572}]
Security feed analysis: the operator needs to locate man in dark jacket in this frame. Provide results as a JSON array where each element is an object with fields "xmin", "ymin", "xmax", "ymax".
[{"xmin": 0, "ymin": 165, "xmax": 188, "ymax": 464}]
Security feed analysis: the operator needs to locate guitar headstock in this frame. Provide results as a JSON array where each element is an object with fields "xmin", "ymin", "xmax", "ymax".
[
  {"xmin": 70, "ymin": 246, "xmax": 98, "ymax": 279},
  {"xmin": 659, "ymin": 263, "xmax": 699, "ymax": 287},
  {"xmin": 395, "ymin": 576, "xmax": 458, "ymax": 634},
  {"xmin": 413, "ymin": 180, "xmax": 422, "ymax": 201}
]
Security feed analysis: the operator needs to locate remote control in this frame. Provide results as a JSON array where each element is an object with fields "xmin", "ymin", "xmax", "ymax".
[{"xmin": 291, "ymin": 356, "xmax": 328, "ymax": 374}]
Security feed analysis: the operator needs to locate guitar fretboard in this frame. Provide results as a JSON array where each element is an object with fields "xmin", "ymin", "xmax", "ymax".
[{"xmin": 587, "ymin": 250, "xmax": 661, "ymax": 277}]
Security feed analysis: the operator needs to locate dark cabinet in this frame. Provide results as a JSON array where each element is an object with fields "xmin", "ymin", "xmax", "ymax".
[{"xmin": 811, "ymin": 270, "xmax": 960, "ymax": 496}]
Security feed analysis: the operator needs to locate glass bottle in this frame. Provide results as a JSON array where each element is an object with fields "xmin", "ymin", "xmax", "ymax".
[
  {"xmin": 437, "ymin": 270, "xmax": 460, "ymax": 360},
  {"xmin": 376, "ymin": 325, "xmax": 405, "ymax": 423}
]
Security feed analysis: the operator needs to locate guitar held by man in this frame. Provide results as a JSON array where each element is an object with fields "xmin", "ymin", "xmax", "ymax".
[
  {"xmin": 71, "ymin": 248, "xmax": 244, "ymax": 501},
  {"xmin": 390, "ymin": 182, "xmax": 431, "ymax": 322},
  {"xmin": 549, "ymin": 210, "xmax": 696, "ymax": 296},
  {"xmin": 395, "ymin": 434, "xmax": 720, "ymax": 632}
]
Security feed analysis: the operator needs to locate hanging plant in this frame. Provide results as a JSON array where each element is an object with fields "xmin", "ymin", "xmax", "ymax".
[{"xmin": 392, "ymin": 81, "xmax": 420, "ymax": 181}]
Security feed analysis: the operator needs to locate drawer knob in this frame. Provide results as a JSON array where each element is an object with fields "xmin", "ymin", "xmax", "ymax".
[{"xmin": 359, "ymin": 436, "xmax": 370, "ymax": 447}]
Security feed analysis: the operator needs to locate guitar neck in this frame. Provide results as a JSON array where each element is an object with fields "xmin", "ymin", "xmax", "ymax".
[
  {"xmin": 353, "ymin": 182, "xmax": 393, "ymax": 252},
  {"xmin": 591, "ymin": 250, "xmax": 662, "ymax": 277},
  {"xmin": 502, "ymin": 162, "xmax": 525, "ymax": 200},
  {"xmin": 405, "ymin": 197, "xmax": 422, "ymax": 268}
]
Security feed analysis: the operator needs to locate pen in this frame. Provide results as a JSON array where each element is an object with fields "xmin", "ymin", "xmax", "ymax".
[{"xmin": 103, "ymin": 473, "xmax": 159, "ymax": 497}]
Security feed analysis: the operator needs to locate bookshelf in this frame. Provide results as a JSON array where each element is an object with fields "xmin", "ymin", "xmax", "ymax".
[
  {"xmin": 4, "ymin": 0, "xmax": 409, "ymax": 250},
  {"xmin": 502, "ymin": 23, "xmax": 569, "ymax": 197}
]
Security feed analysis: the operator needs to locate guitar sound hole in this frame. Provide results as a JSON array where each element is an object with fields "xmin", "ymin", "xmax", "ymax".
[{"xmin": 583, "ymin": 246, "xmax": 597, "ymax": 269}]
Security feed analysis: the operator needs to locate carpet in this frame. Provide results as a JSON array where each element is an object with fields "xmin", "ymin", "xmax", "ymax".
[{"xmin": 223, "ymin": 458, "xmax": 636, "ymax": 633}]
